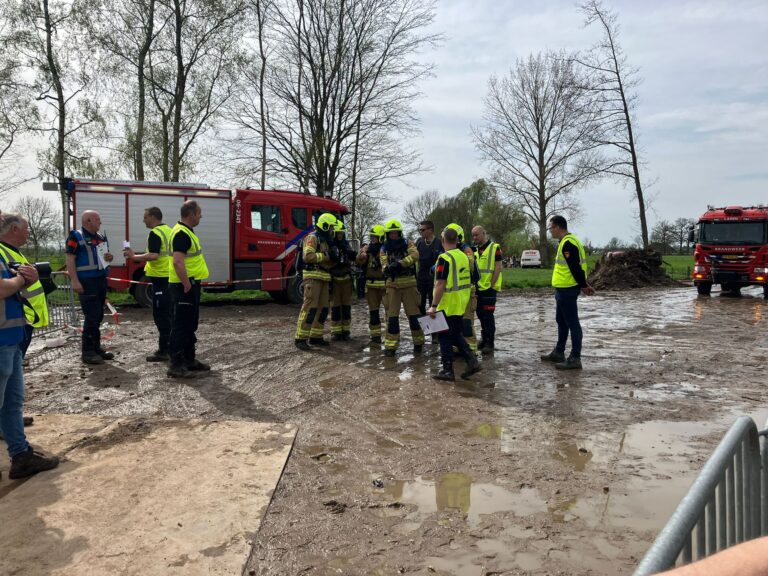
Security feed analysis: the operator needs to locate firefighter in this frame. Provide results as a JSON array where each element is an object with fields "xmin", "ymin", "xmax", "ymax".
[
  {"xmin": 330, "ymin": 219, "xmax": 355, "ymax": 341},
  {"xmin": 167, "ymin": 200, "xmax": 211, "ymax": 378},
  {"xmin": 471, "ymin": 225, "xmax": 503, "ymax": 352},
  {"xmin": 294, "ymin": 213, "xmax": 336, "ymax": 350},
  {"xmin": 380, "ymin": 219, "xmax": 424, "ymax": 357},
  {"xmin": 540, "ymin": 215, "xmax": 595, "ymax": 370},
  {"xmin": 428, "ymin": 226, "xmax": 481, "ymax": 381},
  {"xmin": 357, "ymin": 224, "xmax": 387, "ymax": 342},
  {"xmin": 0, "ymin": 213, "xmax": 49, "ymax": 357},
  {"xmin": 446, "ymin": 223, "xmax": 479, "ymax": 353},
  {"xmin": 124, "ymin": 207, "xmax": 173, "ymax": 362},
  {"xmin": 65, "ymin": 210, "xmax": 115, "ymax": 365}
]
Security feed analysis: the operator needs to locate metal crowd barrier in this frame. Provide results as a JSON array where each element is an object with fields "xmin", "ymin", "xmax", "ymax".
[
  {"xmin": 34, "ymin": 271, "xmax": 81, "ymax": 337},
  {"xmin": 634, "ymin": 416, "xmax": 768, "ymax": 575}
]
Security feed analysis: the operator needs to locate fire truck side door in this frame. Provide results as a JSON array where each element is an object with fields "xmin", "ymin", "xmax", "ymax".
[{"xmin": 241, "ymin": 202, "xmax": 284, "ymax": 261}]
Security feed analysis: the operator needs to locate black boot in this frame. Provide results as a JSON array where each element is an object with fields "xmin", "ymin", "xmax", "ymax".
[
  {"xmin": 540, "ymin": 350, "xmax": 566, "ymax": 363},
  {"xmin": 82, "ymin": 350, "xmax": 104, "ymax": 365},
  {"xmin": 9, "ymin": 446, "xmax": 59, "ymax": 479},
  {"xmin": 433, "ymin": 365, "xmax": 455, "ymax": 382},
  {"xmin": 167, "ymin": 354, "xmax": 195, "ymax": 378},
  {"xmin": 146, "ymin": 350, "xmax": 170, "ymax": 362},
  {"xmin": 383, "ymin": 349, "xmax": 396, "ymax": 357},
  {"xmin": 186, "ymin": 359, "xmax": 211, "ymax": 371},
  {"xmin": 331, "ymin": 333, "xmax": 344, "ymax": 341},
  {"xmin": 460, "ymin": 355, "xmax": 482, "ymax": 380},
  {"xmin": 95, "ymin": 337, "xmax": 114, "ymax": 360},
  {"xmin": 555, "ymin": 356, "xmax": 582, "ymax": 370},
  {"xmin": 295, "ymin": 339, "xmax": 311, "ymax": 351},
  {"xmin": 310, "ymin": 337, "xmax": 330, "ymax": 347}
]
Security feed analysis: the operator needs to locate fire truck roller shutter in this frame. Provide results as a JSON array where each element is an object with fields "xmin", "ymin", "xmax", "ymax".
[
  {"xmin": 76, "ymin": 192, "xmax": 127, "ymax": 266},
  {"xmin": 128, "ymin": 195, "xmax": 182, "ymax": 258},
  {"xmin": 190, "ymin": 197, "xmax": 231, "ymax": 283}
]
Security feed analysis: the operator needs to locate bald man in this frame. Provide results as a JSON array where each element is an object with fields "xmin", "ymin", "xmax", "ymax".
[{"xmin": 65, "ymin": 211, "xmax": 114, "ymax": 365}]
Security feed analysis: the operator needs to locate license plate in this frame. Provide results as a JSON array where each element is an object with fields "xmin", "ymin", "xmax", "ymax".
[{"xmin": 723, "ymin": 255, "xmax": 740, "ymax": 260}]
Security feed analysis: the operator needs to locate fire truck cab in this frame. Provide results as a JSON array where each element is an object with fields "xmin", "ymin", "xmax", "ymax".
[
  {"xmin": 61, "ymin": 178, "xmax": 349, "ymax": 305},
  {"xmin": 691, "ymin": 205, "xmax": 768, "ymax": 297}
]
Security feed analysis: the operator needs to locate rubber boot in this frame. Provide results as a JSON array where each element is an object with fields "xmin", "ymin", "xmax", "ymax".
[
  {"xmin": 433, "ymin": 364, "xmax": 455, "ymax": 382},
  {"xmin": 460, "ymin": 354, "xmax": 482, "ymax": 380}
]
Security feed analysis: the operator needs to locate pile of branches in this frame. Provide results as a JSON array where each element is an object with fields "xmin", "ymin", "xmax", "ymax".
[{"xmin": 587, "ymin": 249, "xmax": 679, "ymax": 290}]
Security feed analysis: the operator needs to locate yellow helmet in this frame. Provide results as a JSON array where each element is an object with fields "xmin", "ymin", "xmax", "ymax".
[
  {"xmin": 446, "ymin": 222, "xmax": 464, "ymax": 243},
  {"xmin": 370, "ymin": 224, "xmax": 385, "ymax": 242},
  {"xmin": 384, "ymin": 219, "xmax": 403, "ymax": 234},
  {"xmin": 334, "ymin": 219, "xmax": 346, "ymax": 233},
  {"xmin": 316, "ymin": 213, "xmax": 337, "ymax": 232}
]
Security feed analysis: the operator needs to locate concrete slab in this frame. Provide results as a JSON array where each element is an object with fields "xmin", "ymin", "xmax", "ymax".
[{"xmin": 0, "ymin": 415, "xmax": 296, "ymax": 576}]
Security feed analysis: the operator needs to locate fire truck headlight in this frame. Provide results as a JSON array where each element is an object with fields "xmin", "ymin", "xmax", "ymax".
[{"xmin": 694, "ymin": 266, "xmax": 706, "ymax": 273}]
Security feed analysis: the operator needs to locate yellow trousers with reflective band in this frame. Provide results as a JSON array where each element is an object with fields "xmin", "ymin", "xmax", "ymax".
[
  {"xmin": 295, "ymin": 278, "xmax": 330, "ymax": 340},
  {"xmin": 331, "ymin": 276, "xmax": 353, "ymax": 335},
  {"xmin": 366, "ymin": 285, "xmax": 388, "ymax": 338},
  {"xmin": 384, "ymin": 285, "xmax": 424, "ymax": 350},
  {"xmin": 462, "ymin": 287, "xmax": 478, "ymax": 352}
]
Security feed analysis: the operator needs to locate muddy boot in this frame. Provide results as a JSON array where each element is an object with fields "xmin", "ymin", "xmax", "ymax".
[
  {"xmin": 460, "ymin": 355, "xmax": 482, "ymax": 380},
  {"xmin": 146, "ymin": 350, "xmax": 170, "ymax": 362},
  {"xmin": 186, "ymin": 359, "xmax": 210, "ymax": 371},
  {"xmin": 342, "ymin": 332, "xmax": 352, "ymax": 341},
  {"xmin": 540, "ymin": 350, "xmax": 565, "ymax": 363},
  {"xmin": 96, "ymin": 348, "xmax": 115, "ymax": 360},
  {"xmin": 370, "ymin": 336, "xmax": 382, "ymax": 344},
  {"xmin": 383, "ymin": 349, "xmax": 396, "ymax": 358},
  {"xmin": 555, "ymin": 356, "xmax": 582, "ymax": 370},
  {"xmin": 331, "ymin": 333, "xmax": 344, "ymax": 341},
  {"xmin": 295, "ymin": 339, "xmax": 311, "ymax": 351},
  {"xmin": 413, "ymin": 344, "xmax": 423, "ymax": 354},
  {"xmin": 82, "ymin": 350, "xmax": 104, "ymax": 365},
  {"xmin": 9, "ymin": 447, "xmax": 59, "ymax": 480},
  {"xmin": 167, "ymin": 354, "xmax": 195, "ymax": 379},
  {"xmin": 433, "ymin": 365, "xmax": 455, "ymax": 382},
  {"xmin": 310, "ymin": 337, "xmax": 330, "ymax": 347}
]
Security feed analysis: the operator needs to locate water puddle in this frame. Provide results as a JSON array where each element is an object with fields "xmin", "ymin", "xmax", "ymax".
[{"xmin": 380, "ymin": 473, "xmax": 547, "ymax": 526}]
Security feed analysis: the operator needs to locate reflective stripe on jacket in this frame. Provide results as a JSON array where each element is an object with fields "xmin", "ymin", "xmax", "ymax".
[
  {"xmin": 552, "ymin": 233, "xmax": 587, "ymax": 288},
  {"xmin": 436, "ymin": 248, "xmax": 471, "ymax": 316},
  {"xmin": 0, "ymin": 244, "xmax": 49, "ymax": 328},
  {"xmin": 475, "ymin": 241, "xmax": 502, "ymax": 291},
  {"xmin": 0, "ymin": 256, "xmax": 26, "ymax": 345},
  {"xmin": 144, "ymin": 223, "xmax": 173, "ymax": 278},
  {"xmin": 72, "ymin": 229, "xmax": 107, "ymax": 278},
  {"xmin": 169, "ymin": 224, "xmax": 209, "ymax": 283}
]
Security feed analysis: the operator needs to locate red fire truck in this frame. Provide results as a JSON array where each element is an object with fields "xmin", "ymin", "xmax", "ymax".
[
  {"xmin": 691, "ymin": 205, "xmax": 768, "ymax": 296},
  {"xmin": 59, "ymin": 178, "xmax": 349, "ymax": 305}
]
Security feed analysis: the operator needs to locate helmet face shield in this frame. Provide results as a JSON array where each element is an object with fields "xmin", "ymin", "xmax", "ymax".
[
  {"xmin": 317, "ymin": 213, "xmax": 338, "ymax": 232},
  {"xmin": 384, "ymin": 219, "xmax": 403, "ymax": 239}
]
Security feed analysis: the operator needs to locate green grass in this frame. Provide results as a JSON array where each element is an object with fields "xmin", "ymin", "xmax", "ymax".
[
  {"xmin": 501, "ymin": 253, "xmax": 694, "ymax": 289},
  {"xmin": 107, "ymin": 288, "xmax": 270, "ymax": 306}
]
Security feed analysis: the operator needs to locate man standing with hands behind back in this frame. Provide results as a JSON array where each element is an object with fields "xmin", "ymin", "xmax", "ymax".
[
  {"xmin": 540, "ymin": 215, "xmax": 595, "ymax": 370},
  {"xmin": 65, "ymin": 210, "xmax": 114, "ymax": 365},
  {"xmin": 124, "ymin": 207, "xmax": 173, "ymax": 362},
  {"xmin": 167, "ymin": 200, "xmax": 210, "ymax": 378},
  {"xmin": 415, "ymin": 220, "xmax": 442, "ymax": 317}
]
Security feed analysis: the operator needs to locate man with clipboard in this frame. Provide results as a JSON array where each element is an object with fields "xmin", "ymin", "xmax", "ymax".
[{"xmin": 426, "ymin": 226, "xmax": 481, "ymax": 381}]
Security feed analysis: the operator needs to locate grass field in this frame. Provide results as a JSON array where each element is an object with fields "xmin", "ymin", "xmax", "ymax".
[{"xmin": 501, "ymin": 254, "xmax": 694, "ymax": 290}]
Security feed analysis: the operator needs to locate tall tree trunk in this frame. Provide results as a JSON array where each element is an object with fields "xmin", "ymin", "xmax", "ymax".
[
  {"xmin": 171, "ymin": 0, "xmax": 185, "ymax": 182},
  {"xmin": 135, "ymin": 0, "xmax": 155, "ymax": 181},
  {"xmin": 43, "ymin": 0, "xmax": 68, "ymax": 232},
  {"xmin": 256, "ymin": 0, "xmax": 267, "ymax": 189}
]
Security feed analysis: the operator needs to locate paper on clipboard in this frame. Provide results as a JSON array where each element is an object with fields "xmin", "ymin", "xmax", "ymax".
[
  {"xmin": 96, "ymin": 241, "xmax": 110, "ymax": 269},
  {"xmin": 417, "ymin": 311, "xmax": 449, "ymax": 335}
]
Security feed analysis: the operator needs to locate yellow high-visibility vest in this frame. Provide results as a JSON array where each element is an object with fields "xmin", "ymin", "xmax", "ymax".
[
  {"xmin": 475, "ymin": 241, "xmax": 502, "ymax": 291},
  {"xmin": 435, "ymin": 248, "xmax": 471, "ymax": 316},
  {"xmin": 169, "ymin": 224, "xmax": 209, "ymax": 283},
  {"xmin": 144, "ymin": 223, "xmax": 173, "ymax": 278},
  {"xmin": 0, "ymin": 243, "xmax": 49, "ymax": 328},
  {"xmin": 552, "ymin": 233, "xmax": 587, "ymax": 288}
]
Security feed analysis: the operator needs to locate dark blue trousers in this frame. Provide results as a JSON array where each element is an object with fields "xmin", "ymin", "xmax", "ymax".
[{"xmin": 555, "ymin": 286, "xmax": 582, "ymax": 358}]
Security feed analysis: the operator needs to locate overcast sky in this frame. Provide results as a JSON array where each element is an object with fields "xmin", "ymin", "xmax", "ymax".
[
  {"xmin": 4, "ymin": 0, "xmax": 767, "ymax": 246},
  {"xmin": 388, "ymin": 0, "xmax": 768, "ymax": 245}
]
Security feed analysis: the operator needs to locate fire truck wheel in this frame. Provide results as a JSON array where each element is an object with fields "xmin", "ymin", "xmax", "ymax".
[
  {"xmin": 287, "ymin": 276, "xmax": 304, "ymax": 305},
  {"xmin": 696, "ymin": 282, "xmax": 712, "ymax": 296},
  {"xmin": 133, "ymin": 275, "xmax": 154, "ymax": 308},
  {"xmin": 764, "ymin": 284, "xmax": 768, "ymax": 299}
]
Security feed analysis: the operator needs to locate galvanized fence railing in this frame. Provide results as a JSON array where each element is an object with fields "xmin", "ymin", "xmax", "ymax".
[
  {"xmin": 34, "ymin": 271, "xmax": 81, "ymax": 337},
  {"xmin": 634, "ymin": 416, "xmax": 767, "ymax": 575}
]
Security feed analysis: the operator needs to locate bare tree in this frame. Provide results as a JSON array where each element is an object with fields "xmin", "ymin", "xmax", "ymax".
[
  {"xmin": 12, "ymin": 195, "xmax": 61, "ymax": 259},
  {"xmin": 146, "ymin": 0, "xmax": 246, "ymax": 181},
  {"xmin": 403, "ymin": 188, "xmax": 441, "ymax": 231},
  {"xmin": 650, "ymin": 219, "xmax": 676, "ymax": 255},
  {"xmin": 474, "ymin": 53, "xmax": 604, "ymax": 265},
  {"xmin": 348, "ymin": 193, "xmax": 384, "ymax": 243},
  {"xmin": 579, "ymin": 0, "xmax": 650, "ymax": 249},
  {"xmin": 673, "ymin": 217, "xmax": 695, "ymax": 254}
]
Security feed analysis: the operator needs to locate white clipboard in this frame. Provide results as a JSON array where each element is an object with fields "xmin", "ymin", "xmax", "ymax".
[
  {"xmin": 417, "ymin": 310, "xmax": 449, "ymax": 335},
  {"xmin": 96, "ymin": 237, "xmax": 110, "ymax": 269}
]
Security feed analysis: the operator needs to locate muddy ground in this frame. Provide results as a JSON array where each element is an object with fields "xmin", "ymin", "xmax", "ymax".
[{"xmin": 21, "ymin": 286, "xmax": 768, "ymax": 575}]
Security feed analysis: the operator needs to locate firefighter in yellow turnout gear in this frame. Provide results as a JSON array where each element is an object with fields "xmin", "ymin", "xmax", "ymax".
[
  {"xmin": 446, "ymin": 223, "xmax": 479, "ymax": 353},
  {"xmin": 294, "ymin": 213, "xmax": 336, "ymax": 351},
  {"xmin": 357, "ymin": 224, "xmax": 388, "ymax": 342},
  {"xmin": 380, "ymin": 219, "xmax": 425, "ymax": 357},
  {"xmin": 330, "ymin": 219, "xmax": 355, "ymax": 340}
]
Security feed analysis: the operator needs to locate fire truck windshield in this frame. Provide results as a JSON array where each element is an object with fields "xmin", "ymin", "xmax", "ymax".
[{"xmin": 699, "ymin": 221, "xmax": 767, "ymax": 245}]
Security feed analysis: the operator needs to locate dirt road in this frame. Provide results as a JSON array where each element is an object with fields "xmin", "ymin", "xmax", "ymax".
[{"xmin": 22, "ymin": 286, "xmax": 768, "ymax": 575}]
